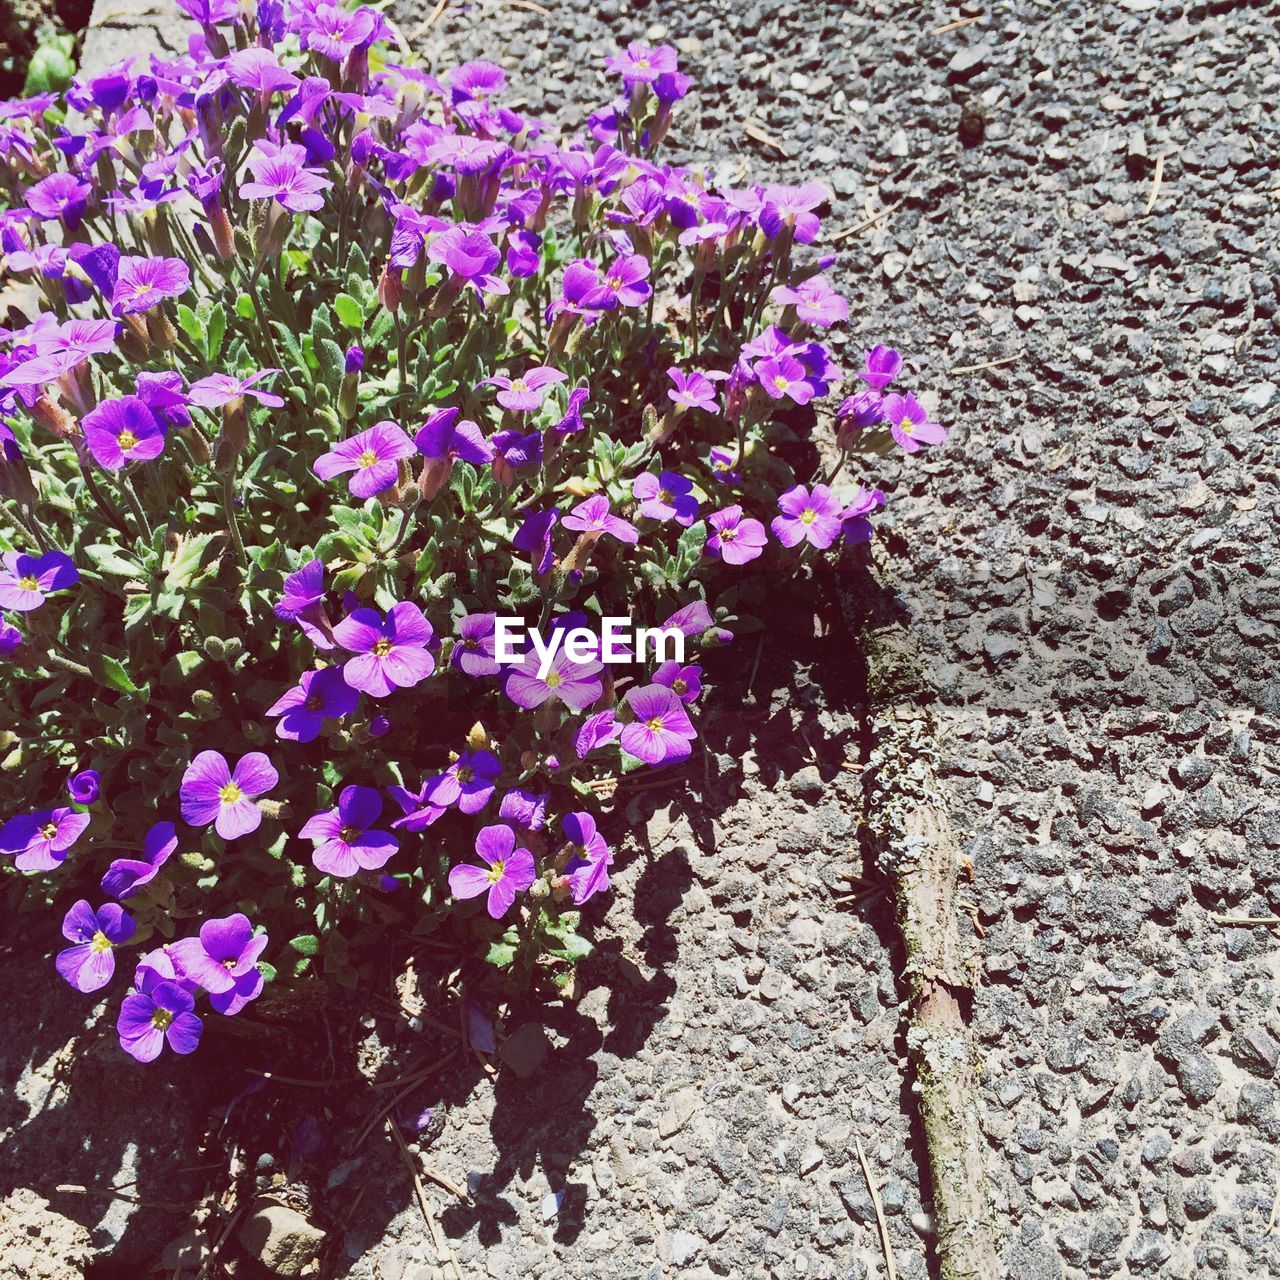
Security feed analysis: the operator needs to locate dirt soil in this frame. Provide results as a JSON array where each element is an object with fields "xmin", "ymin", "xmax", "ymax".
[{"xmin": 3, "ymin": 1, "xmax": 1278, "ymax": 1278}]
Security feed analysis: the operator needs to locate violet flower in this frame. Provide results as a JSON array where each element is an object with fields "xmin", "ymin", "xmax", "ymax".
[
  {"xmin": 667, "ymin": 367, "xmax": 721, "ymax": 413},
  {"xmin": 705, "ymin": 506, "xmax": 767, "ymax": 565},
  {"xmin": 448, "ymin": 823, "xmax": 535, "ymax": 919},
  {"xmin": 333, "ymin": 602, "xmax": 435, "ymax": 697},
  {"xmin": 563, "ymin": 812, "xmax": 613, "ymax": 906},
  {"xmin": 620, "ymin": 684, "xmax": 697, "ymax": 765},
  {"xmin": 387, "ymin": 777, "xmax": 448, "ymax": 833},
  {"xmin": 227, "ymin": 47, "xmax": 300, "ymax": 95},
  {"xmin": 313, "ymin": 420, "xmax": 416, "ymax": 498},
  {"xmin": 598, "ymin": 254, "xmax": 651, "ymax": 309},
  {"xmin": 274, "ymin": 559, "xmax": 333, "ymax": 650},
  {"xmin": 482, "ymin": 365, "xmax": 566, "ymax": 413},
  {"xmin": 0, "ymin": 549, "xmax": 78, "ymax": 611},
  {"xmin": 498, "ymin": 788, "xmax": 548, "ymax": 834},
  {"xmin": 117, "ymin": 978, "xmax": 203, "ymax": 1062},
  {"xmin": 562, "ymin": 494, "xmax": 639, "ymax": 544},
  {"xmin": 111, "ymin": 255, "xmax": 190, "ymax": 316},
  {"xmin": 708, "ymin": 446, "xmax": 741, "ymax": 485},
  {"xmin": 239, "ymin": 140, "xmax": 332, "ymax": 212},
  {"xmin": 882, "ymin": 392, "xmax": 947, "ymax": 453},
  {"xmin": 836, "ymin": 389, "xmax": 886, "ymax": 431},
  {"xmin": 427, "ymin": 227, "xmax": 508, "ymax": 298},
  {"xmin": 55, "ymin": 900, "xmax": 135, "ymax": 993},
  {"xmin": 771, "ymin": 275, "xmax": 848, "ymax": 327},
  {"xmin": 758, "ymin": 182, "xmax": 828, "ymax": 245},
  {"xmin": 756, "ymin": 354, "xmax": 815, "ymax": 405},
  {"xmin": 188, "ymin": 369, "xmax": 284, "ymax": 408},
  {"xmin": 512, "ymin": 508, "xmax": 558, "ymax": 574},
  {"xmin": 633, "ymin": 471, "xmax": 698, "ymax": 526},
  {"xmin": 653, "ymin": 661, "xmax": 702, "ymax": 704},
  {"xmin": 301, "ymin": 785, "xmax": 399, "ymax": 878},
  {"xmin": 551, "ymin": 385, "xmax": 590, "ymax": 435},
  {"xmin": 452, "ymin": 612, "xmax": 500, "ymax": 677},
  {"xmin": 415, "ymin": 408, "xmax": 494, "ymax": 464},
  {"xmin": 301, "ymin": 3, "xmax": 379, "ymax": 61},
  {"xmin": 504, "ymin": 647, "xmax": 603, "ymax": 711},
  {"xmin": 266, "ymin": 667, "xmax": 359, "ymax": 742},
  {"xmin": 169, "ymin": 913, "xmax": 268, "ymax": 1017},
  {"xmin": 101, "ymin": 820, "xmax": 178, "ymax": 900},
  {"xmin": 0, "ymin": 806, "xmax": 91, "ymax": 871},
  {"xmin": 26, "ymin": 172, "xmax": 91, "ymax": 227},
  {"xmin": 856, "ymin": 344, "xmax": 903, "ymax": 391},
  {"xmin": 68, "ymin": 769, "xmax": 101, "ymax": 805},
  {"xmin": 82, "ymin": 395, "xmax": 166, "ymax": 470},
  {"xmin": 771, "ymin": 483, "xmax": 845, "ymax": 549},
  {"xmin": 575, "ymin": 709, "xmax": 621, "ymax": 758},
  {"xmin": 604, "ymin": 41, "xmax": 679, "ymax": 86},
  {"xmin": 431, "ymin": 749, "xmax": 502, "ymax": 814},
  {"xmin": 841, "ymin": 484, "xmax": 887, "ymax": 545},
  {"xmin": 180, "ymin": 750, "xmax": 279, "ymax": 841}
]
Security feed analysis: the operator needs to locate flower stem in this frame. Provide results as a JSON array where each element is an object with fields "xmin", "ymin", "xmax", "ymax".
[
  {"xmin": 221, "ymin": 468, "xmax": 247, "ymax": 569},
  {"xmin": 121, "ymin": 475, "xmax": 154, "ymax": 543}
]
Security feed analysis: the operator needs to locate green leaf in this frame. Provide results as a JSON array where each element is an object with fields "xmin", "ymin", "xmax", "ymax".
[
  {"xmin": 547, "ymin": 931, "xmax": 594, "ymax": 963},
  {"xmin": 85, "ymin": 543, "xmax": 143, "ymax": 578},
  {"xmin": 23, "ymin": 38, "xmax": 76, "ymax": 96},
  {"xmin": 206, "ymin": 301, "xmax": 227, "ymax": 361},
  {"xmin": 333, "ymin": 293, "xmax": 364, "ymax": 329},
  {"xmin": 288, "ymin": 934, "xmax": 321, "ymax": 957},
  {"xmin": 485, "ymin": 939, "xmax": 518, "ymax": 968},
  {"xmin": 235, "ymin": 293, "xmax": 255, "ymax": 321},
  {"xmin": 88, "ymin": 654, "xmax": 143, "ymax": 695},
  {"xmin": 177, "ymin": 304, "xmax": 204, "ymax": 345}
]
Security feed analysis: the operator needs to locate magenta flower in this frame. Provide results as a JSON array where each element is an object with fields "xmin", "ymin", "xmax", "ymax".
[
  {"xmin": 662, "ymin": 600, "xmax": 715, "ymax": 638},
  {"xmin": 26, "ymin": 172, "xmax": 92, "ymax": 227},
  {"xmin": 598, "ymin": 254, "xmax": 651, "ymax": 309},
  {"xmin": 771, "ymin": 483, "xmax": 845, "ymax": 550},
  {"xmin": 0, "ymin": 318, "xmax": 116, "ymax": 388},
  {"xmin": 266, "ymin": 667, "xmax": 359, "ymax": 742},
  {"xmin": 498, "ymin": 788, "xmax": 548, "ymax": 834},
  {"xmin": 0, "ymin": 622, "xmax": 21, "ymax": 658},
  {"xmin": 111, "ymin": 256, "xmax": 190, "ymax": 316},
  {"xmin": 431, "ymin": 749, "xmax": 502, "ymax": 814},
  {"xmin": 427, "ymin": 227, "xmax": 508, "ymax": 298},
  {"xmin": 300, "ymin": 2, "xmax": 378, "ymax": 60},
  {"xmin": 604, "ymin": 41, "xmax": 679, "ymax": 86},
  {"xmin": 667, "ymin": 367, "xmax": 721, "ymax": 413},
  {"xmin": 274, "ymin": 559, "xmax": 333, "ymax": 650},
  {"xmin": 771, "ymin": 275, "xmax": 848, "ymax": 327},
  {"xmin": 708, "ymin": 447, "xmax": 741, "ymax": 485},
  {"xmin": 552, "ymin": 385, "xmax": 590, "ymax": 435},
  {"xmin": 117, "ymin": 978, "xmax": 203, "ymax": 1062},
  {"xmin": 188, "ymin": 368, "xmax": 284, "ymax": 408},
  {"xmin": 705, "ymin": 506, "xmax": 767, "ymax": 565},
  {"xmin": 239, "ymin": 141, "xmax": 332, "ymax": 213},
  {"xmin": 504, "ymin": 648, "xmax": 603, "ymax": 712},
  {"xmin": 67, "ymin": 769, "xmax": 101, "ymax": 805},
  {"xmin": 180, "ymin": 750, "xmax": 279, "ymax": 841},
  {"xmin": 452, "ymin": 612, "xmax": 500, "ymax": 677},
  {"xmin": 512, "ymin": 509, "xmax": 558, "ymax": 574},
  {"xmin": 550, "ymin": 259, "xmax": 608, "ymax": 322},
  {"xmin": 882, "ymin": 392, "xmax": 946, "ymax": 453},
  {"xmin": 653, "ymin": 661, "xmax": 702, "ymax": 704},
  {"xmin": 0, "ymin": 549, "xmax": 78, "ymax": 611},
  {"xmin": 387, "ymin": 777, "xmax": 448, "ymax": 833},
  {"xmin": 562, "ymin": 494, "xmax": 639, "ymax": 544},
  {"xmin": 620, "ymin": 684, "xmax": 697, "ymax": 765},
  {"xmin": 633, "ymin": 471, "xmax": 698, "ymax": 526},
  {"xmin": 82, "ymin": 395, "xmax": 166, "ymax": 470},
  {"xmin": 415, "ymin": 408, "xmax": 494, "ymax": 464},
  {"xmin": 0, "ymin": 806, "xmax": 91, "ymax": 872},
  {"xmin": 170, "ymin": 914, "xmax": 266, "ymax": 1016},
  {"xmin": 856, "ymin": 344, "xmax": 903, "ymax": 391},
  {"xmin": 836, "ymin": 389, "xmax": 886, "ymax": 431},
  {"xmin": 55, "ymin": 900, "xmax": 135, "ymax": 993},
  {"xmin": 313, "ymin": 420, "xmax": 416, "ymax": 498},
  {"xmin": 575, "ymin": 709, "xmax": 621, "ymax": 758},
  {"xmin": 482, "ymin": 365, "xmax": 566, "ymax": 413},
  {"xmin": 563, "ymin": 812, "xmax": 613, "ymax": 905},
  {"xmin": 301, "ymin": 785, "xmax": 399, "ymax": 878},
  {"xmin": 333, "ymin": 602, "xmax": 435, "ymax": 697},
  {"xmin": 758, "ymin": 182, "xmax": 828, "ymax": 245},
  {"xmin": 227, "ymin": 47, "xmax": 299, "ymax": 95},
  {"xmin": 448, "ymin": 823, "xmax": 536, "ymax": 919},
  {"xmin": 756, "ymin": 354, "xmax": 815, "ymax": 405},
  {"xmin": 841, "ymin": 484, "xmax": 887, "ymax": 545},
  {"xmin": 101, "ymin": 820, "xmax": 178, "ymax": 900}
]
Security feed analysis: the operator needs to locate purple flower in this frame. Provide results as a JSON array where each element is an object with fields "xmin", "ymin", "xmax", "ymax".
[
  {"xmin": 498, "ymin": 788, "xmax": 548, "ymax": 834},
  {"xmin": 0, "ymin": 806, "xmax": 90, "ymax": 871},
  {"xmin": 111, "ymin": 256, "xmax": 190, "ymax": 316},
  {"xmin": 415, "ymin": 408, "xmax": 494, "ymax": 465},
  {"xmin": 431, "ymin": 749, "xmax": 502, "ymax": 815},
  {"xmin": 653, "ymin": 661, "xmax": 702, "ymax": 704},
  {"xmin": 575, "ymin": 709, "xmax": 621, "ymax": 758},
  {"xmin": 26, "ymin": 172, "xmax": 92, "ymax": 227},
  {"xmin": 0, "ymin": 549, "xmax": 78, "ymax": 611},
  {"xmin": 136, "ymin": 370, "xmax": 191, "ymax": 428},
  {"xmin": 227, "ymin": 47, "xmax": 299, "ymax": 95},
  {"xmin": 427, "ymin": 227, "xmax": 508, "ymax": 298},
  {"xmin": 180, "ymin": 751, "xmax": 279, "ymax": 841},
  {"xmin": 562, "ymin": 811, "xmax": 613, "ymax": 905},
  {"xmin": 451, "ymin": 59, "xmax": 505, "ymax": 97},
  {"xmin": 55, "ymin": 900, "xmax": 135, "ymax": 993},
  {"xmin": 333, "ymin": 602, "xmax": 435, "ymax": 697},
  {"xmin": 68, "ymin": 769, "xmax": 101, "ymax": 805},
  {"xmin": 188, "ymin": 369, "xmax": 284, "ymax": 409},
  {"xmin": 708, "ymin": 447, "xmax": 741, "ymax": 485},
  {"xmin": 266, "ymin": 667, "xmax": 359, "ymax": 742},
  {"xmin": 0, "ymin": 622, "xmax": 20, "ymax": 659},
  {"xmin": 101, "ymin": 820, "xmax": 177, "ymax": 900},
  {"xmin": 239, "ymin": 140, "xmax": 332, "ymax": 213},
  {"xmin": 598, "ymin": 253, "xmax": 651, "ymax": 309},
  {"xmin": 387, "ymin": 777, "xmax": 448, "ymax": 833},
  {"xmin": 169, "ymin": 913, "xmax": 268, "ymax": 1018},
  {"xmin": 551, "ymin": 385, "xmax": 590, "ymax": 436},
  {"xmin": 563, "ymin": 495, "xmax": 639, "ymax": 544},
  {"xmin": 882, "ymin": 392, "xmax": 947, "ymax": 453},
  {"xmin": 483, "ymin": 365, "xmax": 566, "ymax": 413},
  {"xmin": 82, "ymin": 395, "xmax": 166, "ymax": 471},
  {"xmin": 491, "ymin": 428, "xmax": 543, "ymax": 475},
  {"xmin": 705, "ymin": 506, "xmax": 767, "ymax": 565},
  {"xmin": 512, "ymin": 508, "xmax": 557, "ymax": 574},
  {"xmin": 856, "ymin": 344, "xmax": 903, "ymax": 391},
  {"xmin": 504, "ymin": 647, "xmax": 603, "ymax": 712},
  {"xmin": 301, "ymin": 785, "xmax": 399, "ymax": 878},
  {"xmin": 662, "ymin": 599, "xmax": 715, "ymax": 637},
  {"xmin": 756, "ymin": 354, "xmax": 815, "ymax": 405},
  {"xmin": 840, "ymin": 484, "xmax": 887, "ymax": 545},
  {"xmin": 667, "ymin": 367, "xmax": 721, "ymax": 413},
  {"xmin": 836, "ymin": 389, "xmax": 886, "ymax": 431},
  {"xmin": 771, "ymin": 483, "xmax": 845, "ymax": 550},
  {"xmin": 604, "ymin": 41, "xmax": 679, "ymax": 86},
  {"xmin": 300, "ymin": 2, "xmax": 378, "ymax": 60},
  {"xmin": 620, "ymin": 684, "xmax": 697, "ymax": 765},
  {"xmin": 633, "ymin": 471, "xmax": 698, "ymax": 526},
  {"xmin": 453, "ymin": 612, "xmax": 500, "ymax": 677},
  {"xmin": 448, "ymin": 824, "xmax": 536, "ymax": 919},
  {"xmin": 771, "ymin": 275, "xmax": 848, "ymax": 327},
  {"xmin": 274, "ymin": 558, "xmax": 333, "ymax": 650},
  {"xmin": 758, "ymin": 182, "xmax": 828, "ymax": 245},
  {"xmin": 0, "ymin": 318, "xmax": 116, "ymax": 389},
  {"xmin": 344, "ymin": 344, "xmax": 365, "ymax": 375},
  {"xmin": 313, "ymin": 420, "xmax": 416, "ymax": 498},
  {"xmin": 550, "ymin": 259, "xmax": 607, "ymax": 322},
  {"xmin": 117, "ymin": 979, "xmax": 203, "ymax": 1062},
  {"xmin": 506, "ymin": 228, "xmax": 541, "ymax": 278}
]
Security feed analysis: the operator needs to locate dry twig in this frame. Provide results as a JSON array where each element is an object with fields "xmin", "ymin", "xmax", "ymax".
[
  {"xmin": 831, "ymin": 200, "xmax": 903, "ymax": 243},
  {"xmin": 854, "ymin": 1138, "xmax": 897, "ymax": 1280},
  {"xmin": 949, "ymin": 352, "xmax": 1021, "ymax": 374},
  {"xmin": 931, "ymin": 14, "xmax": 982, "ymax": 35},
  {"xmin": 1143, "ymin": 152, "xmax": 1165, "ymax": 215},
  {"xmin": 743, "ymin": 120, "xmax": 790, "ymax": 157}
]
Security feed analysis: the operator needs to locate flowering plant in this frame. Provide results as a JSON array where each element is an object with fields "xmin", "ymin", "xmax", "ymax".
[{"xmin": 0, "ymin": 3, "xmax": 945, "ymax": 1062}]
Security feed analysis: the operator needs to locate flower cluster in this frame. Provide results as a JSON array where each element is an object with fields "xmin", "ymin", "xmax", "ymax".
[{"xmin": 0, "ymin": 2, "xmax": 946, "ymax": 1057}]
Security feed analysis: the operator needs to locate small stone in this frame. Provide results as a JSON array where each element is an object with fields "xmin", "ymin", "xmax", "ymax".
[
  {"xmin": 882, "ymin": 252, "xmax": 907, "ymax": 280},
  {"xmin": 1183, "ymin": 1178, "xmax": 1216, "ymax": 1219},
  {"xmin": 1140, "ymin": 1132, "xmax": 1171, "ymax": 1167},
  {"xmin": 788, "ymin": 766, "xmax": 822, "ymax": 798},
  {"xmin": 1127, "ymin": 1230, "xmax": 1171, "ymax": 1271},
  {"xmin": 977, "ymin": 780, "xmax": 996, "ymax": 806},
  {"xmin": 1141, "ymin": 784, "xmax": 1169, "ymax": 815},
  {"xmin": 237, "ymin": 1200, "xmax": 326, "ymax": 1277},
  {"xmin": 799, "ymin": 1145, "xmax": 823, "ymax": 1175},
  {"xmin": 498, "ymin": 1024, "xmax": 548, "ymax": 1078},
  {"xmin": 984, "ymin": 633, "xmax": 1022, "ymax": 662},
  {"xmin": 1175, "ymin": 1052, "xmax": 1222, "ymax": 1106},
  {"xmin": 948, "ymin": 44, "xmax": 993, "ymax": 77},
  {"xmin": 1236, "ymin": 1082, "xmax": 1276, "ymax": 1129},
  {"xmin": 1241, "ymin": 381, "xmax": 1276, "ymax": 410},
  {"xmin": 539, "ymin": 1190, "xmax": 564, "ymax": 1222},
  {"xmin": 658, "ymin": 1087, "xmax": 700, "ymax": 1139},
  {"xmin": 1230, "ymin": 1028, "xmax": 1280, "ymax": 1079},
  {"xmin": 1173, "ymin": 756, "xmax": 1213, "ymax": 790},
  {"xmin": 669, "ymin": 1230, "xmax": 704, "ymax": 1266}
]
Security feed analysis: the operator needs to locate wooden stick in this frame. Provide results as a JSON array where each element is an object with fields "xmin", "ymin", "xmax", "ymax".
[
  {"xmin": 1212, "ymin": 914, "xmax": 1280, "ymax": 927},
  {"xmin": 54, "ymin": 1184, "xmax": 194, "ymax": 1212},
  {"xmin": 854, "ymin": 1138, "xmax": 897, "ymax": 1280},
  {"xmin": 1143, "ymin": 152, "xmax": 1165, "ymax": 215},
  {"xmin": 351, "ymin": 1050, "xmax": 458, "ymax": 1151},
  {"xmin": 931, "ymin": 14, "xmax": 982, "ymax": 35},
  {"xmin": 388, "ymin": 1121, "xmax": 464, "ymax": 1280},
  {"xmin": 831, "ymin": 200, "xmax": 903, "ymax": 243},
  {"xmin": 743, "ymin": 121, "xmax": 790, "ymax": 158},
  {"xmin": 949, "ymin": 352, "xmax": 1021, "ymax": 374}
]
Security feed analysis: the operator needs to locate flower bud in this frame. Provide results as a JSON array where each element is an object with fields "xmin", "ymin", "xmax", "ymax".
[
  {"xmin": 192, "ymin": 689, "xmax": 221, "ymax": 718},
  {"xmin": 31, "ymin": 394, "xmax": 78, "ymax": 440},
  {"xmin": 465, "ymin": 722, "xmax": 489, "ymax": 750}
]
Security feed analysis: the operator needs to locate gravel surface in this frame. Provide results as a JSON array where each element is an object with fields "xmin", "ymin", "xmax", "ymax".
[{"xmin": 7, "ymin": 0, "xmax": 1277, "ymax": 1277}]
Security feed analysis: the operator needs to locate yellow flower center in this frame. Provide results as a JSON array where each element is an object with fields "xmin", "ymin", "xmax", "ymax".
[
  {"xmin": 720, "ymin": 526, "xmax": 738, "ymax": 542},
  {"xmin": 645, "ymin": 716, "xmax": 664, "ymax": 733},
  {"xmin": 510, "ymin": 379, "xmax": 528, "ymax": 393},
  {"xmin": 373, "ymin": 637, "xmax": 393, "ymax": 657},
  {"xmin": 486, "ymin": 859, "xmax": 506, "ymax": 883},
  {"xmin": 672, "ymin": 679, "xmax": 687, "ymax": 695},
  {"xmin": 222, "ymin": 956, "xmax": 237, "ymax": 969},
  {"xmin": 606, "ymin": 275, "xmax": 622, "ymax": 290},
  {"xmin": 18, "ymin": 575, "xmax": 39, "ymax": 591},
  {"xmin": 801, "ymin": 509, "xmax": 816, "ymax": 525},
  {"xmin": 545, "ymin": 672, "xmax": 562, "ymax": 688},
  {"xmin": 90, "ymin": 930, "xmax": 112, "ymax": 954},
  {"xmin": 41, "ymin": 821, "xmax": 58, "ymax": 840},
  {"xmin": 340, "ymin": 825, "xmax": 361, "ymax": 843},
  {"xmin": 455, "ymin": 765, "xmax": 473, "ymax": 783},
  {"xmin": 659, "ymin": 488, "xmax": 672, "ymax": 504},
  {"xmin": 900, "ymin": 417, "xmax": 914, "ymax": 435},
  {"xmin": 117, "ymin": 429, "xmax": 139, "ymax": 450},
  {"xmin": 773, "ymin": 376, "xmax": 790, "ymax": 392},
  {"xmin": 219, "ymin": 781, "xmax": 243, "ymax": 805},
  {"xmin": 151, "ymin": 1007, "xmax": 174, "ymax": 1031},
  {"xmin": 358, "ymin": 449, "xmax": 379, "ymax": 468}
]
